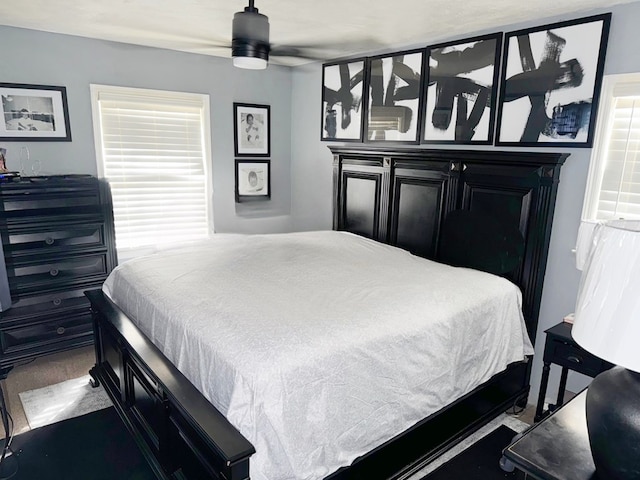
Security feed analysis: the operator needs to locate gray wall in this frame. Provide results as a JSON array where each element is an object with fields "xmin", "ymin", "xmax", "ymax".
[
  {"xmin": 290, "ymin": 2, "xmax": 640, "ymax": 405},
  {"xmin": 0, "ymin": 25, "xmax": 294, "ymax": 234}
]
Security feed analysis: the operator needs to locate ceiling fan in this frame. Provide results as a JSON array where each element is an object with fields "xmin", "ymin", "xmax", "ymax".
[
  {"xmin": 229, "ymin": 0, "xmax": 377, "ymax": 69},
  {"xmin": 164, "ymin": 0, "xmax": 377, "ymax": 68},
  {"xmin": 231, "ymin": 0, "xmax": 270, "ymax": 69}
]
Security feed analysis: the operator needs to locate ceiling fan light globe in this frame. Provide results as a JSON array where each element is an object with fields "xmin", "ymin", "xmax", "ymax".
[{"xmin": 233, "ymin": 56, "xmax": 268, "ymax": 70}]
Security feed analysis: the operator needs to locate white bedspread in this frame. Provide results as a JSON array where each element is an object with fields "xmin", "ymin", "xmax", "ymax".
[{"xmin": 103, "ymin": 230, "xmax": 533, "ymax": 480}]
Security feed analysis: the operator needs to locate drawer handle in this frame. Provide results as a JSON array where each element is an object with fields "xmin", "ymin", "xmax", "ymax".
[
  {"xmin": 53, "ymin": 298, "xmax": 62, "ymax": 306},
  {"xmin": 49, "ymin": 268, "xmax": 59, "ymax": 277},
  {"xmin": 45, "ymin": 237, "xmax": 55, "ymax": 245},
  {"xmin": 56, "ymin": 326, "xmax": 65, "ymax": 335},
  {"xmin": 567, "ymin": 355, "xmax": 582, "ymax": 364}
]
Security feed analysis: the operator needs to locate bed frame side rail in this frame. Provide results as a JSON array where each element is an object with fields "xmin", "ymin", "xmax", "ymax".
[{"xmin": 86, "ymin": 289, "xmax": 255, "ymax": 480}]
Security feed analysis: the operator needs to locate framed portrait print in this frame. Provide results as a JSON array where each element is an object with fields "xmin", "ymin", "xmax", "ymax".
[
  {"xmin": 495, "ymin": 13, "xmax": 611, "ymax": 147},
  {"xmin": 0, "ymin": 83, "xmax": 72, "ymax": 141},
  {"xmin": 235, "ymin": 159, "xmax": 270, "ymax": 202},
  {"xmin": 234, "ymin": 103, "xmax": 270, "ymax": 156},
  {"xmin": 365, "ymin": 49, "xmax": 425, "ymax": 143},
  {"xmin": 321, "ymin": 58, "xmax": 366, "ymax": 141},
  {"xmin": 423, "ymin": 33, "xmax": 502, "ymax": 144}
]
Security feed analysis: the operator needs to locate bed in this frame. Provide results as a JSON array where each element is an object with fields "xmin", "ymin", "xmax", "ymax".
[{"xmin": 86, "ymin": 147, "xmax": 567, "ymax": 480}]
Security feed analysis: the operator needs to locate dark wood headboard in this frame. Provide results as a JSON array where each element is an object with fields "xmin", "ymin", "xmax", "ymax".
[{"xmin": 329, "ymin": 146, "xmax": 568, "ymax": 344}]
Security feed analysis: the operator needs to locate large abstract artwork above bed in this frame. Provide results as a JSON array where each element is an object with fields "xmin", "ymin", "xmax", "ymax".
[{"xmin": 86, "ymin": 146, "xmax": 566, "ymax": 480}]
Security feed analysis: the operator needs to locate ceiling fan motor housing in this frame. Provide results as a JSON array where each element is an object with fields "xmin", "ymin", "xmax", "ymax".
[{"xmin": 232, "ymin": 9, "xmax": 270, "ymax": 61}]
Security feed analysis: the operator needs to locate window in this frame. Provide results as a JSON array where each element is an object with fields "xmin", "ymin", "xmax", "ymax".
[
  {"xmin": 91, "ymin": 85, "xmax": 212, "ymax": 259},
  {"xmin": 582, "ymin": 73, "xmax": 640, "ymax": 221}
]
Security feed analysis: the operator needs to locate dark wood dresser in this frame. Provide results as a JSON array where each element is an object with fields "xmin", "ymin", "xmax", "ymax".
[{"xmin": 0, "ymin": 175, "xmax": 117, "ymax": 378}]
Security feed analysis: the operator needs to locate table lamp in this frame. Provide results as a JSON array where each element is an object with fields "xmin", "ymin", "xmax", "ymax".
[{"xmin": 572, "ymin": 219, "xmax": 640, "ymax": 479}]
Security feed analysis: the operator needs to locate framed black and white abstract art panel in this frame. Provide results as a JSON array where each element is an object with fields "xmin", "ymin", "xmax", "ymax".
[
  {"xmin": 321, "ymin": 59, "xmax": 365, "ymax": 141},
  {"xmin": 423, "ymin": 33, "xmax": 502, "ymax": 144},
  {"xmin": 365, "ymin": 49, "xmax": 424, "ymax": 143},
  {"xmin": 235, "ymin": 159, "xmax": 270, "ymax": 202},
  {"xmin": 0, "ymin": 83, "xmax": 71, "ymax": 141},
  {"xmin": 495, "ymin": 13, "xmax": 611, "ymax": 147},
  {"xmin": 234, "ymin": 103, "xmax": 270, "ymax": 157}
]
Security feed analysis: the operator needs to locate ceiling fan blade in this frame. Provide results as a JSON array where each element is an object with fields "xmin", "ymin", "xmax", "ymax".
[
  {"xmin": 270, "ymin": 37, "xmax": 382, "ymax": 60},
  {"xmin": 190, "ymin": 44, "xmax": 231, "ymax": 51},
  {"xmin": 274, "ymin": 38, "xmax": 379, "ymax": 51},
  {"xmin": 270, "ymin": 46, "xmax": 327, "ymax": 60}
]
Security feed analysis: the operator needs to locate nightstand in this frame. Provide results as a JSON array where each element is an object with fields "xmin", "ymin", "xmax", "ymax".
[
  {"xmin": 504, "ymin": 389, "xmax": 595, "ymax": 480},
  {"xmin": 534, "ymin": 322, "xmax": 613, "ymax": 422}
]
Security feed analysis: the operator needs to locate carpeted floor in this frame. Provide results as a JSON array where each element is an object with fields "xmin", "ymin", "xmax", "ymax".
[
  {"xmin": 421, "ymin": 425, "xmax": 526, "ymax": 479},
  {"xmin": 19, "ymin": 375, "xmax": 112, "ymax": 429},
  {"xmin": 0, "ymin": 407, "xmax": 156, "ymax": 480},
  {"xmin": 406, "ymin": 412, "xmax": 530, "ymax": 479},
  {"xmin": 1, "ymin": 346, "xmax": 96, "ymax": 436}
]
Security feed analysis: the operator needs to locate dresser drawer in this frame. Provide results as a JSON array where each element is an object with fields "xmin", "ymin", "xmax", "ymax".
[
  {"xmin": 3, "ymin": 219, "xmax": 106, "ymax": 257},
  {"xmin": 544, "ymin": 337, "xmax": 607, "ymax": 377},
  {"xmin": 0, "ymin": 288, "xmax": 93, "ymax": 324},
  {"xmin": 0, "ymin": 311, "xmax": 93, "ymax": 357},
  {"xmin": 8, "ymin": 253, "xmax": 109, "ymax": 296},
  {"xmin": 0, "ymin": 176, "xmax": 99, "ymax": 213}
]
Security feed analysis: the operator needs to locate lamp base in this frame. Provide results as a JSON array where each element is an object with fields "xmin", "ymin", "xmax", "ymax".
[{"xmin": 585, "ymin": 366, "xmax": 640, "ymax": 479}]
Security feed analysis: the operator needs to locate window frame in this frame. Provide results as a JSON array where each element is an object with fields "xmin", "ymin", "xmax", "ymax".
[
  {"xmin": 90, "ymin": 84, "xmax": 214, "ymax": 260},
  {"xmin": 581, "ymin": 72, "xmax": 640, "ymax": 221}
]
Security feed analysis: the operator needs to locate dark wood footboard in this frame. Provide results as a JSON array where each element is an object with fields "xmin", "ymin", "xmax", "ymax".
[
  {"xmin": 87, "ymin": 288, "xmax": 529, "ymax": 480},
  {"xmin": 86, "ymin": 289, "xmax": 255, "ymax": 480}
]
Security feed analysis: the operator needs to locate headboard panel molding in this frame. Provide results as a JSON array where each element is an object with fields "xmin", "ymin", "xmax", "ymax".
[{"xmin": 329, "ymin": 145, "xmax": 568, "ymax": 344}]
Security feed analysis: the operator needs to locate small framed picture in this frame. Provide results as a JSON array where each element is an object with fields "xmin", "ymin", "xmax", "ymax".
[
  {"xmin": 235, "ymin": 159, "xmax": 270, "ymax": 202},
  {"xmin": 321, "ymin": 58, "xmax": 366, "ymax": 141},
  {"xmin": 234, "ymin": 103, "xmax": 270, "ymax": 157},
  {"xmin": 0, "ymin": 83, "xmax": 72, "ymax": 141}
]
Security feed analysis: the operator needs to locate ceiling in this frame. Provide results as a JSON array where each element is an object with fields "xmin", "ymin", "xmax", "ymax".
[{"xmin": 0, "ymin": 0, "xmax": 636, "ymax": 66}]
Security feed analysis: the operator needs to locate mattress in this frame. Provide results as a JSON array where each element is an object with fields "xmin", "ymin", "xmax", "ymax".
[{"xmin": 103, "ymin": 230, "xmax": 533, "ymax": 480}]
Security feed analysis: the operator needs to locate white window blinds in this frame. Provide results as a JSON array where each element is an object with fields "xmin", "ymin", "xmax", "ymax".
[
  {"xmin": 595, "ymin": 96, "xmax": 640, "ymax": 219},
  {"xmin": 91, "ymin": 85, "xmax": 212, "ymax": 256},
  {"xmin": 583, "ymin": 74, "xmax": 640, "ymax": 221}
]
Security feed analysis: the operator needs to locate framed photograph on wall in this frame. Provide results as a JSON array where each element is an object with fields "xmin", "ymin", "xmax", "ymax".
[
  {"xmin": 423, "ymin": 33, "xmax": 502, "ymax": 144},
  {"xmin": 234, "ymin": 103, "xmax": 270, "ymax": 156},
  {"xmin": 0, "ymin": 83, "xmax": 71, "ymax": 141},
  {"xmin": 365, "ymin": 49, "xmax": 425, "ymax": 143},
  {"xmin": 495, "ymin": 13, "xmax": 611, "ymax": 147},
  {"xmin": 235, "ymin": 159, "xmax": 270, "ymax": 202},
  {"xmin": 321, "ymin": 58, "xmax": 366, "ymax": 141}
]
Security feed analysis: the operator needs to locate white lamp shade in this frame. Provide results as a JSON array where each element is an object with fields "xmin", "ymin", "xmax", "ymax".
[
  {"xmin": 573, "ymin": 219, "xmax": 640, "ymax": 372},
  {"xmin": 574, "ymin": 219, "xmax": 601, "ymax": 270}
]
